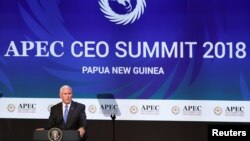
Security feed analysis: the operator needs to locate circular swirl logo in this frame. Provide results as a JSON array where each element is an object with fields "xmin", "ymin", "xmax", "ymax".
[
  {"xmin": 88, "ymin": 105, "xmax": 97, "ymax": 113},
  {"xmin": 7, "ymin": 104, "xmax": 15, "ymax": 112},
  {"xmin": 171, "ymin": 106, "xmax": 180, "ymax": 115},
  {"xmin": 130, "ymin": 105, "xmax": 138, "ymax": 114},
  {"xmin": 99, "ymin": 0, "xmax": 146, "ymax": 25},
  {"xmin": 214, "ymin": 106, "xmax": 222, "ymax": 115}
]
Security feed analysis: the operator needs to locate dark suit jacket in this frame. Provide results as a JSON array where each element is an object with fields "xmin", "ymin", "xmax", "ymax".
[{"xmin": 47, "ymin": 101, "xmax": 87, "ymax": 130}]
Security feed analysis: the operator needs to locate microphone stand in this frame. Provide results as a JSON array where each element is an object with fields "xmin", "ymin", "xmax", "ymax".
[{"xmin": 110, "ymin": 113, "xmax": 116, "ymax": 141}]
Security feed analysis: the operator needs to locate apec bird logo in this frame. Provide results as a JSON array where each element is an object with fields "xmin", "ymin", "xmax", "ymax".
[{"xmin": 99, "ymin": 0, "xmax": 146, "ymax": 25}]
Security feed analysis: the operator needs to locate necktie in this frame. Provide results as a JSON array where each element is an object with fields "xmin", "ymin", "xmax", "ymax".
[{"xmin": 64, "ymin": 105, "xmax": 69, "ymax": 123}]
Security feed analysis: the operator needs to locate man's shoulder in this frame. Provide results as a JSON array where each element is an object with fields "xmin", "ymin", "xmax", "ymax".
[
  {"xmin": 72, "ymin": 101, "xmax": 85, "ymax": 108},
  {"xmin": 51, "ymin": 102, "xmax": 62, "ymax": 109}
]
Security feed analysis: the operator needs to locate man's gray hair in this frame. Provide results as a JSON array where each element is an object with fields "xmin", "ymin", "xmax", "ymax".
[{"xmin": 59, "ymin": 85, "xmax": 72, "ymax": 94}]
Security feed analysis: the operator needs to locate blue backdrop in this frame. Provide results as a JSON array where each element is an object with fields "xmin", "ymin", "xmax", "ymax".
[{"xmin": 0, "ymin": 0, "xmax": 250, "ymax": 100}]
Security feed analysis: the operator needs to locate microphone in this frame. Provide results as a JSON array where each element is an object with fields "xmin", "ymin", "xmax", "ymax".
[
  {"xmin": 110, "ymin": 113, "xmax": 116, "ymax": 120},
  {"xmin": 110, "ymin": 109, "xmax": 116, "ymax": 121}
]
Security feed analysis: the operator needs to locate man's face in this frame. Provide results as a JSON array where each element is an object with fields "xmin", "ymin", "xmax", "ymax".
[{"xmin": 60, "ymin": 88, "xmax": 72, "ymax": 104}]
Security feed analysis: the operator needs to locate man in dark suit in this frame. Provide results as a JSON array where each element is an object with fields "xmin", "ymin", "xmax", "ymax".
[{"xmin": 37, "ymin": 85, "xmax": 87, "ymax": 140}]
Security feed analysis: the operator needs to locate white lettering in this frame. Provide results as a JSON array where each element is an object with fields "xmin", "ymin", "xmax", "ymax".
[{"xmin": 71, "ymin": 41, "xmax": 109, "ymax": 58}]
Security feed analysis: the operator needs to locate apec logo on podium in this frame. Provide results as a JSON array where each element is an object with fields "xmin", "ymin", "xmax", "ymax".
[{"xmin": 99, "ymin": 0, "xmax": 146, "ymax": 25}]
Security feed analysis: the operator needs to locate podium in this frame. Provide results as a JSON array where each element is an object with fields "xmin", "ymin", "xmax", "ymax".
[{"xmin": 33, "ymin": 129, "xmax": 81, "ymax": 141}]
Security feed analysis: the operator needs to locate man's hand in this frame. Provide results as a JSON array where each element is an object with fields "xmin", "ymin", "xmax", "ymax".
[
  {"xmin": 36, "ymin": 128, "xmax": 45, "ymax": 130},
  {"xmin": 78, "ymin": 127, "xmax": 85, "ymax": 138}
]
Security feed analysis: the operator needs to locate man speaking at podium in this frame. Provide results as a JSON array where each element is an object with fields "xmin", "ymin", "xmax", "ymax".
[{"xmin": 37, "ymin": 85, "xmax": 87, "ymax": 140}]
